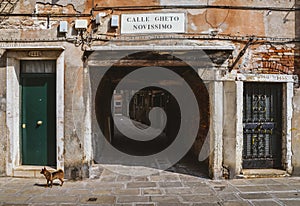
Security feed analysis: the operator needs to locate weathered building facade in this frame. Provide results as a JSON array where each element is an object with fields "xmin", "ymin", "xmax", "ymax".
[{"xmin": 0, "ymin": 0, "xmax": 299, "ymax": 179}]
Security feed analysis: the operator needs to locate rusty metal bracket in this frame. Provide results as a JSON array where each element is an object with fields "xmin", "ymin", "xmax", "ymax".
[{"xmin": 228, "ymin": 37, "xmax": 254, "ymax": 72}]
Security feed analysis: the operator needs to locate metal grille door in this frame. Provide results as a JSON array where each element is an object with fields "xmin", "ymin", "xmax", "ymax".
[{"xmin": 243, "ymin": 83, "xmax": 282, "ymax": 169}]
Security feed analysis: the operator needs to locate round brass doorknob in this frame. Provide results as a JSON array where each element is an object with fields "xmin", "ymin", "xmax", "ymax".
[{"xmin": 37, "ymin": 120, "xmax": 43, "ymax": 126}]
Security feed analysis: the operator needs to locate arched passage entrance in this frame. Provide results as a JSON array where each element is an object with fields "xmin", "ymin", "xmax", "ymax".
[{"xmin": 89, "ymin": 50, "xmax": 211, "ymax": 177}]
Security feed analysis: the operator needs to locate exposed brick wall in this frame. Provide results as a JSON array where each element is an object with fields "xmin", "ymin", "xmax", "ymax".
[{"xmin": 252, "ymin": 46, "xmax": 295, "ymax": 74}]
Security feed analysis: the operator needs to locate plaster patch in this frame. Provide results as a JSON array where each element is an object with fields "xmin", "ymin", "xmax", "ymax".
[
  {"xmin": 264, "ymin": 10, "xmax": 295, "ymax": 38},
  {"xmin": 190, "ymin": 23, "xmax": 198, "ymax": 31},
  {"xmin": 160, "ymin": 0, "xmax": 214, "ymax": 5},
  {"xmin": 36, "ymin": 1, "xmax": 85, "ymax": 13},
  {"xmin": 187, "ymin": 9, "xmax": 206, "ymax": 15}
]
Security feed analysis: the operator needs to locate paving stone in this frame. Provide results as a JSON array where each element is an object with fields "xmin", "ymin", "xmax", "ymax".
[
  {"xmin": 279, "ymin": 200, "xmax": 300, "ymax": 206},
  {"xmin": 113, "ymin": 188, "xmax": 140, "ymax": 195},
  {"xmin": 150, "ymin": 196, "xmax": 181, "ymax": 203},
  {"xmin": 150, "ymin": 175, "xmax": 180, "ymax": 182},
  {"xmin": 116, "ymin": 175, "xmax": 132, "ymax": 182},
  {"xmin": 60, "ymin": 204, "xmax": 83, "ymax": 206},
  {"xmin": 191, "ymin": 186, "xmax": 215, "ymax": 194},
  {"xmin": 133, "ymin": 176, "xmax": 149, "ymax": 182},
  {"xmin": 3, "ymin": 176, "xmax": 300, "ymax": 205},
  {"xmin": 270, "ymin": 192, "xmax": 300, "ymax": 199},
  {"xmin": 217, "ymin": 193, "xmax": 241, "ymax": 201},
  {"xmin": 65, "ymin": 189, "xmax": 92, "ymax": 195},
  {"xmin": 99, "ymin": 176, "xmax": 117, "ymax": 182},
  {"xmin": 1, "ymin": 188, "xmax": 21, "ymax": 194},
  {"xmin": 54, "ymin": 181, "xmax": 77, "ymax": 189},
  {"xmin": 79, "ymin": 195, "xmax": 116, "ymax": 205},
  {"xmin": 228, "ymin": 179, "xmax": 250, "ymax": 186},
  {"xmin": 273, "ymin": 177, "xmax": 300, "ymax": 185},
  {"xmin": 9, "ymin": 178, "xmax": 35, "ymax": 185},
  {"xmin": 0, "ymin": 178, "xmax": 10, "ymax": 186},
  {"xmin": 0, "ymin": 195, "xmax": 31, "ymax": 204},
  {"xmin": 135, "ymin": 203, "xmax": 156, "ymax": 206},
  {"xmin": 149, "ymin": 175, "xmax": 165, "ymax": 182},
  {"xmin": 143, "ymin": 188, "xmax": 164, "ymax": 195},
  {"xmin": 245, "ymin": 178, "xmax": 281, "ymax": 185},
  {"xmin": 117, "ymin": 196, "xmax": 149, "ymax": 203},
  {"xmin": 182, "ymin": 181, "xmax": 208, "ymax": 187},
  {"xmin": 100, "ymin": 169, "xmax": 116, "ymax": 176},
  {"xmin": 238, "ymin": 193, "xmax": 272, "ymax": 200},
  {"xmin": 95, "ymin": 182, "xmax": 126, "ymax": 189},
  {"xmin": 91, "ymin": 189, "xmax": 112, "ymax": 195},
  {"xmin": 179, "ymin": 174, "xmax": 203, "ymax": 182},
  {"xmin": 158, "ymin": 203, "xmax": 190, "ymax": 206},
  {"xmin": 29, "ymin": 195, "xmax": 79, "ymax": 204},
  {"xmin": 164, "ymin": 187, "xmax": 192, "ymax": 195},
  {"xmin": 250, "ymin": 200, "xmax": 281, "ymax": 206},
  {"xmin": 235, "ymin": 185, "xmax": 270, "ymax": 192},
  {"xmin": 212, "ymin": 185, "xmax": 238, "ymax": 193},
  {"xmin": 289, "ymin": 184, "xmax": 300, "ymax": 190},
  {"xmin": 158, "ymin": 182, "xmax": 182, "ymax": 188},
  {"xmin": 127, "ymin": 182, "xmax": 157, "ymax": 188},
  {"xmin": 18, "ymin": 187, "xmax": 48, "ymax": 196},
  {"xmin": 79, "ymin": 205, "xmax": 113, "ymax": 206},
  {"xmin": 181, "ymin": 195, "xmax": 220, "ymax": 203},
  {"xmin": 207, "ymin": 180, "xmax": 228, "ymax": 186},
  {"xmin": 266, "ymin": 184, "xmax": 297, "ymax": 191},
  {"xmin": 221, "ymin": 201, "xmax": 252, "ymax": 206}
]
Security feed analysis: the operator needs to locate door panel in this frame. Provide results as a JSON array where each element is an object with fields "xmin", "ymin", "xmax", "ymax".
[
  {"xmin": 21, "ymin": 61, "xmax": 56, "ymax": 166},
  {"xmin": 243, "ymin": 83, "xmax": 282, "ymax": 169}
]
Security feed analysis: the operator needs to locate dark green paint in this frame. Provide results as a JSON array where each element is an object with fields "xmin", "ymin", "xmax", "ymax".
[{"xmin": 21, "ymin": 62, "xmax": 56, "ymax": 166}]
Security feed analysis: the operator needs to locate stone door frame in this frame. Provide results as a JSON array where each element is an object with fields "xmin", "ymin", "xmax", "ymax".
[
  {"xmin": 221, "ymin": 73, "xmax": 296, "ymax": 178},
  {"xmin": 5, "ymin": 46, "xmax": 65, "ymax": 176}
]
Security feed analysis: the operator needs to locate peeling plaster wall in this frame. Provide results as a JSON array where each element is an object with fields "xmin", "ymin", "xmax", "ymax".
[
  {"xmin": 0, "ymin": 53, "xmax": 7, "ymax": 176},
  {"xmin": 0, "ymin": 1, "xmax": 87, "ymax": 37},
  {"xmin": 223, "ymin": 82, "xmax": 238, "ymax": 178},
  {"xmin": 38, "ymin": 0, "xmax": 89, "ymax": 13},
  {"xmin": 0, "ymin": 0, "xmax": 298, "ymax": 178},
  {"xmin": 0, "ymin": 0, "xmax": 93, "ymax": 178},
  {"xmin": 0, "ymin": 0, "xmax": 295, "ymax": 39},
  {"xmin": 292, "ymin": 0, "xmax": 300, "ymax": 175},
  {"xmin": 94, "ymin": 0, "xmax": 160, "ymax": 7},
  {"xmin": 15, "ymin": 0, "xmax": 89, "ymax": 13},
  {"xmin": 62, "ymin": 43, "xmax": 91, "ymax": 179},
  {"xmin": 91, "ymin": 0, "xmax": 295, "ymax": 37},
  {"xmin": 292, "ymin": 88, "xmax": 300, "ymax": 175}
]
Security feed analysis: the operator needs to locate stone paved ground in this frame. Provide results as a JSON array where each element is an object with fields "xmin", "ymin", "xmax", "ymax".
[{"xmin": 1, "ymin": 167, "xmax": 300, "ymax": 206}]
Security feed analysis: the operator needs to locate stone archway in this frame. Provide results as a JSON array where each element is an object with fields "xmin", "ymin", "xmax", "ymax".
[{"xmin": 89, "ymin": 50, "xmax": 210, "ymax": 176}]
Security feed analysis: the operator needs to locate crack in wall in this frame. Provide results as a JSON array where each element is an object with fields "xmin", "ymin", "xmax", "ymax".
[
  {"xmin": 36, "ymin": 1, "xmax": 82, "ymax": 14},
  {"xmin": 0, "ymin": 0, "xmax": 19, "ymax": 23}
]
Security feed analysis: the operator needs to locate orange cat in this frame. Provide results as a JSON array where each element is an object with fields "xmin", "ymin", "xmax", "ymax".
[{"xmin": 40, "ymin": 167, "xmax": 64, "ymax": 188}]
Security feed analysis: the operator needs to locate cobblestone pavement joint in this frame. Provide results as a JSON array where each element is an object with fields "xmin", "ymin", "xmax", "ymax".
[{"xmin": 1, "ymin": 168, "xmax": 300, "ymax": 206}]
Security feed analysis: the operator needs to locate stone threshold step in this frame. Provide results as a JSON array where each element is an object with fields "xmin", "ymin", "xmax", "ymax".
[
  {"xmin": 13, "ymin": 166, "xmax": 56, "ymax": 178},
  {"xmin": 238, "ymin": 169, "xmax": 290, "ymax": 178}
]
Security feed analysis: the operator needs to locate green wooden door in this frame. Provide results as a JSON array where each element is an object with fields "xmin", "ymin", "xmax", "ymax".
[{"xmin": 21, "ymin": 61, "xmax": 56, "ymax": 166}]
